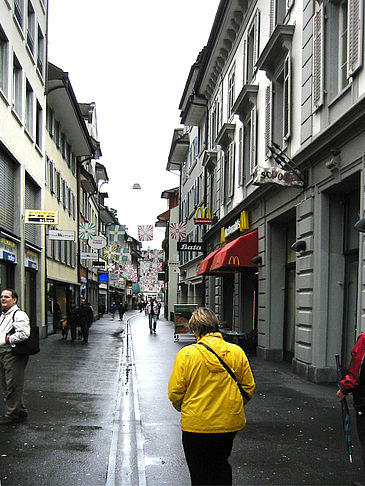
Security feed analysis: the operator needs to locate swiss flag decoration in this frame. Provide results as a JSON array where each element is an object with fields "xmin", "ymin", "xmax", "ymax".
[
  {"xmin": 170, "ymin": 222, "xmax": 187, "ymax": 240},
  {"xmin": 138, "ymin": 225, "xmax": 154, "ymax": 241}
]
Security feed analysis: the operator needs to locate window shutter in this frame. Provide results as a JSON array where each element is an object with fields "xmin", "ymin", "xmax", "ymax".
[
  {"xmin": 265, "ymin": 84, "xmax": 272, "ymax": 158},
  {"xmin": 250, "ymin": 107, "xmax": 257, "ymax": 174},
  {"xmin": 238, "ymin": 127, "xmax": 244, "ymax": 186},
  {"xmin": 313, "ymin": 2, "xmax": 324, "ymax": 109},
  {"xmin": 229, "ymin": 142, "xmax": 235, "ymax": 198},
  {"xmin": 270, "ymin": 0, "xmax": 275, "ymax": 35},
  {"xmin": 0, "ymin": 154, "xmax": 16, "ymax": 233},
  {"xmin": 243, "ymin": 38, "xmax": 247, "ymax": 84},
  {"xmin": 348, "ymin": 0, "xmax": 363, "ymax": 76},
  {"xmin": 253, "ymin": 10, "xmax": 260, "ymax": 69},
  {"xmin": 283, "ymin": 53, "xmax": 291, "ymax": 141}
]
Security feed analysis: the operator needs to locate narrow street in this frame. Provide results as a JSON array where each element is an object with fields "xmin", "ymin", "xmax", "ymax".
[{"xmin": 0, "ymin": 311, "xmax": 363, "ymax": 485}]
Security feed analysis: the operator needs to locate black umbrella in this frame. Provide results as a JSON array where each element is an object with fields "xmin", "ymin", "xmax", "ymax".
[{"xmin": 335, "ymin": 354, "xmax": 353, "ymax": 463}]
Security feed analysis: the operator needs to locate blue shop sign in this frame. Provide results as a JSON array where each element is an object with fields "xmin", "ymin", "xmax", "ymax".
[
  {"xmin": 2, "ymin": 251, "xmax": 16, "ymax": 262},
  {"xmin": 98, "ymin": 272, "xmax": 108, "ymax": 282}
]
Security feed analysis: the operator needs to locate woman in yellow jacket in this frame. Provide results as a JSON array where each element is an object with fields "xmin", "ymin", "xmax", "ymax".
[{"xmin": 168, "ymin": 307, "xmax": 255, "ymax": 485}]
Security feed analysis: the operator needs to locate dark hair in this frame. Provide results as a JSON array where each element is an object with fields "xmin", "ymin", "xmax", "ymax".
[
  {"xmin": 189, "ymin": 307, "xmax": 219, "ymax": 338},
  {"xmin": 2, "ymin": 288, "xmax": 18, "ymax": 301}
]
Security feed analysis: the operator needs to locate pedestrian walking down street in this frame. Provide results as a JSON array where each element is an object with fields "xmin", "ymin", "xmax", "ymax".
[
  {"xmin": 337, "ymin": 333, "xmax": 365, "ymax": 475},
  {"xmin": 0, "ymin": 289, "xmax": 30, "ymax": 424},
  {"xmin": 67, "ymin": 302, "xmax": 78, "ymax": 341},
  {"xmin": 110, "ymin": 302, "xmax": 117, "ymax": 320},
  {"xmin": 78, "ymin": 299, "xmax": 93, "ymax": 343},
  {"xmin": 146, "ymin": 298, "xmax": 159, "ymax": 334},
  {"xmin": 117, "ymin": 302, "xmax": 125, "ymax": 321},
  {"xmin": 168, "ymin": 307, "xmax": 255, "ymax": 486}
]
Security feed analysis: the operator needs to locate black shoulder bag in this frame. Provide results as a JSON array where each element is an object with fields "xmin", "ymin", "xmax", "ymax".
[
  {"xmin": 198, "ymin": 342, "xmax": 251, "ymax": 404},
  {"xmin": 10, "ymin": 310, "xmax": 40, "ymax": 356}
]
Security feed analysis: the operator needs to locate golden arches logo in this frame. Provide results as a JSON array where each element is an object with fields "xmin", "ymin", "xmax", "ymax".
[
  {"xmin": 240, "ymin": 211, "xmax": 249, "ymax": 232},
  {"xmin": 195, "ymin": 206, "xmax": 211, "ymax": 219},
  {"xmin": 228, "ymin": 255, "xmax": 240, "ymax": 266}
]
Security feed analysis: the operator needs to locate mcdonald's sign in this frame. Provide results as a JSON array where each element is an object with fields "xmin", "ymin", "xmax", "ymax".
[
  {"xmin": 228, "ymin": 255, "xmax": 240, "ymax": 266},
  {"xmin": 194, "ymin": 206, "xmax": 212, "ymax": 225}
]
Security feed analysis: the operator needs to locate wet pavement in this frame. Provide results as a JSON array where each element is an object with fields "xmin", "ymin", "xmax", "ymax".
[{"xmin": 0, "ymin": 310, "xmax": 363, "ymax": 485}]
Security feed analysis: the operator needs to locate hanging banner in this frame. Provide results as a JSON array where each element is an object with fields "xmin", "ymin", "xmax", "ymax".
[{"xmin": 79, "ymin": 222, "xmax": 97, "ymax": 239}]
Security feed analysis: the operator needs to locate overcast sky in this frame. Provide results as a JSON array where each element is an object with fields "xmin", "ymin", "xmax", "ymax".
[{"xmin": 47, "ymin": 1, "xmax": 220, "ymax": 249}]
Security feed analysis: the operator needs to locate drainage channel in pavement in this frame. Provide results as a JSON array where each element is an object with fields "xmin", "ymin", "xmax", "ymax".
[{"xmin": 105, "ymin": 315, "xmax": 146, "ymax": 486}]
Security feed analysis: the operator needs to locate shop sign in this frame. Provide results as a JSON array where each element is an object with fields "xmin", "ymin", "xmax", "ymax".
[
  {"xmin": 177, "ymin": 242, "xmax": 205, "ymax": 252},
  {"xmin": 88, "ymin": 235, "xmax": 107, "ymax": 249},
  {"xmin": 49, "ymin": 230, "xmax": 75, "ymax": 241},
  {"xmin": 92, "ymin": 260, "xmax": 106, "ymax": 268},
  {"xmin": 194, "ymin": 206, "xmax": 212, "ymax": 225},
  {"xmin": 221, "ymin": 211, "xmax": 249, "ymax": 243},
  {"xmin": 98, "ymin": 273, "xmax": 108, "ymax": 282},
  {"xmin": 0, "ymin": 238, "xmax": 17, "ymax": 263},
  {"xmin": 1, "ymin": 250, "xmax": 16, "ymax": 262},
  {"xmin": 25, "ymin": 210, "xmax": 58, "ymax": 224},
  {"xmin": 253, "ymin": 166, "xmax": 304, "ymax": 187},
  {"xmin": 99, "ymin": 283, "xmax": 108, "ymax": 290},
  {"xmin": 26, "ymin": 260, "xmax": 38, "ymax": 270},
  {"xmin": 81, "ymin": 252, "xmax": 98, "ymax": 260}
]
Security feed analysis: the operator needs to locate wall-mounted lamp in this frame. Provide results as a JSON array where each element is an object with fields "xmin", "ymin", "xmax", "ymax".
[
  {"xmin": 211, "ymin": 215, "xmax": 218, "ymax": 225},
  {"xmin": 291, "ymin": 240, "xmax": 306, "ymax": 253},
  {"xmin": 354, "ymin": 218, "xmax": 365, "ymax": 233},
  {"xmin": 251, "ymin": 255, "xmax": 262, "ymax": 265}
]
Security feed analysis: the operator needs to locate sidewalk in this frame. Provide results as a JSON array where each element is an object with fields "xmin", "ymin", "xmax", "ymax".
[
  {"xmin": 0, "ymin": 311, "xmax": 363, "ymax": 486},
  {"xmin": 0, "ymin": 311, "xmax": 131, "ymax": 486}
]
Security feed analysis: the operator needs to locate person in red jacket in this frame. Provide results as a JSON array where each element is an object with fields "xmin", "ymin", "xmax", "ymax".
[{"xmin": 337, "ymin": 332, "xmax": 365, "ymax": 471}]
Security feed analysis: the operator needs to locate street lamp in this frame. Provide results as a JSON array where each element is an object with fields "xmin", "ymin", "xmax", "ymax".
[{"xmin": 354, "ymin": 218, "xmax": 365, "ymax": 233}]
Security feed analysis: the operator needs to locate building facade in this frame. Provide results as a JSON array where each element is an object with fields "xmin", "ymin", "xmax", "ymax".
[
  {"xmin": 174, "ymin": 0, "xmax": 365, "ymax": 381},
  {"xmin": 0, "ymin": 0, "xmax": 47, "ymax": 334}
]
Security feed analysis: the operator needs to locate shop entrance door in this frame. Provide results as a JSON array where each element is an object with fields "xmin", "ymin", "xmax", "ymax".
[
  {"xmin": 24, "ymin": 269, "xmax": 36, "ymax": 325},
  {"xmin": 222, "ymin": 274, "xmax": 234, "ymax": 330},
  {"xmin": 342, "ymin": 254, "xmax": 358, "ymax": 368},
  {"xmin": 283, "ymin": 263, "xmax": 296, "ymax": 361}
]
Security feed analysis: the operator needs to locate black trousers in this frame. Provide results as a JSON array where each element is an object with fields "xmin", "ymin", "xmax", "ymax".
[{"xmin": 182, "ymin": 431, "xmax": 237, "ymax": 485}]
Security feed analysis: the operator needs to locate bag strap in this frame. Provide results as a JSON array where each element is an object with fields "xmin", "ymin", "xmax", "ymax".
[{"xmin": 198, "ymin": 342, "xmax": 251, "ymax": 404}]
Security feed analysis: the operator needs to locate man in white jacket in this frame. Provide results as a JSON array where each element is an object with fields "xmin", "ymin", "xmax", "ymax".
[{"xmin": 0, "ymin": 288, "xmax": 30, "ymax": 424}]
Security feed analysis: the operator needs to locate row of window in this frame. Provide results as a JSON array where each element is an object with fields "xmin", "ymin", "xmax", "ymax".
[
  {"xmin": 0, "ymin": 24, "xmax": 43, "ymax": 147},
  {"xmin": 80, "ymin": 188, "xmax": 97, "ymax": 227},
  {"xmin": 11, "ymin": 0, "xmax": 45, "ymax": 77},
  {"xmin": 46, "ymin": 105, "xmax": 77, "ymax": 175},
  {"xmin": 45, "ymin": 156, "xmax": 76, "ymax": 220},
  {"xmin": 46, "ymin": 236, "xmax": 77, "ymax": 268},
  {"xmin": 205, "ymin": 0, "xmax": 363, "ymax": 208}
]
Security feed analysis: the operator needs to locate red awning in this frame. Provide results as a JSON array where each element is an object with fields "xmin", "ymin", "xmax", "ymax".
[
  {"xmin": 197, "ymin": 248, "xmax": 222, "ymax": 276},
  {"xmin": 210, "ymin": 230, "xmax": 258, "ymax": 272}
]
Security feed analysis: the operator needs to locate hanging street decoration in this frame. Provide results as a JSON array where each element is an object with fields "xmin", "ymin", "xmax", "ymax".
[
  {"xmin": 108, "ymin": 224, "xmax": 126, "ymax": 242},
  {"xmin": 138, "ymin": 225, "xmax": 154, "ymax": 241},
  {"xmin": 102, "ymin": 245, "xmax": 118, "ymax": 261},
  {"xmin": 170, "ymin": 222, "xmax": 187, "ymax": 240},
  {"xmin": 79, "ymin": 222, "xmax": 97, "ymax": 239}
]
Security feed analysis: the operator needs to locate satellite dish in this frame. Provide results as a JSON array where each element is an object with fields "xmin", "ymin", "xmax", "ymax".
[{"xmin": 132, "ymin": 183, "xmax": 141, "ymax": 189}]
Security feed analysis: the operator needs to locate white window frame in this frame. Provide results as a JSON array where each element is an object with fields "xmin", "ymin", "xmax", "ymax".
[
  {"xmin": 26, "ymin": 1, "xmax": 35, "ymax": 57},
  {"xmin": 0, "ymin": 27, "xmax": 9, "ymax": 98},
  {"xmin": 12, "ymin": 54, "xmax": 23, "ymax": 117},
  {"xmin": 25, "ymin": 79, "xmax": 34, "ymax": 136},
  {"xmin": 228, "ymin": 65, "xmax": 235, "ymax": 117}
]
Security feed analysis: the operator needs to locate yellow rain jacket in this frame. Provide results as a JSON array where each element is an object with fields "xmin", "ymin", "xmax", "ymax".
[{"xmin": 168, "ymin": 332, "xmax": 255, "ymax": 433}]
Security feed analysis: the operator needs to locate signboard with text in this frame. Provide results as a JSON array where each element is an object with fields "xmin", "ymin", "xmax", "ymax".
[
  {"xmin": 25, "ymin": 210, "xmax": 58, "ymax": 224},
  {"xmin": 177, "ymin": 242, "xmax": 205, "ymax": 252}
]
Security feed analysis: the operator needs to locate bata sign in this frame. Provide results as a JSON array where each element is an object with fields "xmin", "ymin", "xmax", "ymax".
[
  {"xmin": 177, "ymin": 242, "xmax": 205, "ymax": 252},
  {"xmin": 253, "ymin": 166, "xmax": 304, "ymax": 187}
]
